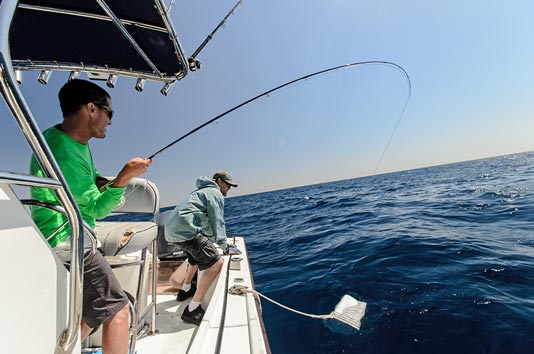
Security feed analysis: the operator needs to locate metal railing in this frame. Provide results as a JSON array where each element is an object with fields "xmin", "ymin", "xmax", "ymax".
[{"xmin": 0, "ymin": 2, "xmax": 85, "ymax": 353}]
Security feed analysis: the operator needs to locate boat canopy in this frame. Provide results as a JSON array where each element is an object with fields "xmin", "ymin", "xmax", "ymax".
[{"xmin": 9, "ymin": 0, "xmax": 188, "ymax": 86}]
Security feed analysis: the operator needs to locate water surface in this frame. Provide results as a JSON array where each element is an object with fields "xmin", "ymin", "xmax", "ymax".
[{"xmin": 225, "ymin": 152, "xmax": 534, "ymax": 354}]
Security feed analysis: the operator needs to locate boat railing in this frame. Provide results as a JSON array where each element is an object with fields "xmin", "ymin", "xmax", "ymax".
[
  {"xmin": 0, "ymin": 173, "xmax": 97, "ymax": 252},
  {"xmin": 1, "ymin": 2, "xmax": 85, "ymax": 352},
  {"xmin": 19, "ymin": 198, "xmax": 99, "ymax": 255},
  {"xmin": 0, "ymin": 171, "xmax": 62, "ymax": 189}
]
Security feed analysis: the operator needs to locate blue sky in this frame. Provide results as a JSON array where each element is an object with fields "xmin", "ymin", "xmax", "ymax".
[{"xmin": 1, "ymin": 0, "xmax": 533, "ymax": 206}]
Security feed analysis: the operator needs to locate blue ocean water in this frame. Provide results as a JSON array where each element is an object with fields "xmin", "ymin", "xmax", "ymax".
[
  {"xmin": 116, "ymin": 152, "xmax": 534, "ymax": 353},
  {"xmin": 222, "ymin": 152, "xmax": 534, "ymax": 354}
]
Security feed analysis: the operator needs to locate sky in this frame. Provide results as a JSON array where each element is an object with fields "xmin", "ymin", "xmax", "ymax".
[{"xmin": 1, "ymin": 0, "xmax": 533, "ymax": 206}]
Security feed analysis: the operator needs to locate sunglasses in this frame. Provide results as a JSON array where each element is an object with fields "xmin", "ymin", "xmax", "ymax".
[
  {"xmin": 95, "ymin": 104, "xmax": 114, "ymax": 120},
  {"xmin": 224, "ymin": 181, "xmax": 233, "ymax": 189}
]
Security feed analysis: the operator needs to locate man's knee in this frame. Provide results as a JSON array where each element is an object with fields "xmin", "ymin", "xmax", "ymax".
[
  {"xmin": 118, "ymin": 302, "xmax": 130, "ymax": 318},
  {"xmin": 214, "ymin": 257, "xmax": 224, "ymax": 271},
  {"xmin": 207, "ymin": 257, "xmax": 223, "ymax": 273},
  {"xmin": 106, "ymin": 303, "xmax": 129, "ymax": 325}
]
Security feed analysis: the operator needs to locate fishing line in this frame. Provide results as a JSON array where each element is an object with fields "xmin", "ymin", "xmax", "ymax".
[
  {"xmin": 147, "ymin": 60, "xmax": 412, "ymax": 161},
  {"xmin": 373, "ymin": 79, "xmax": 411, "ymax": 174},
  {"xmin": 98, "ymin": 61, "xmax": 411, "ymax": 193}
]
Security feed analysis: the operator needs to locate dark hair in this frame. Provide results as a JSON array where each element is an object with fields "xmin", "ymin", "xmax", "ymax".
[{"xmin": 58, "ymin": 79, "xmax": 110, "ymax": 117}]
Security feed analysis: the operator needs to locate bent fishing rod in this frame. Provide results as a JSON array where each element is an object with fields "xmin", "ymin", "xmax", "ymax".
[
  {"xmin": 99, "ymin": 61, "xmax": 410, "ymax": 193},
  {"xmin": 147, "ymin": 60, "xmax": 412, "ymax": 160}
]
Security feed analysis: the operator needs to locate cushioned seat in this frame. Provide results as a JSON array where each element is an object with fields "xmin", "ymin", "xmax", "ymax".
[
  {"xmin": 94, "ymin": 177, "xmax": 159, "ymax": 256},
  {"xmin": 95, "ymin": 221, "xmax": 157, "ymax": 256},
  {"xmin": 110, "ymin": 177, "xmax": 159, "ymax": 214}
]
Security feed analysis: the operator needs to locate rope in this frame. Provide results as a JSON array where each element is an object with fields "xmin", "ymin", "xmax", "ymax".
[{"xmin": 229, "ymin": 285, "xmax": 334, "ymax": 320}]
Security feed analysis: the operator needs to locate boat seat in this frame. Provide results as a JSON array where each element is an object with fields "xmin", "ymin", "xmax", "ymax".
[
  {"xmin": 95, "ymin": 221, "xmax": 157, "ymax": 256},
  {"xmin": 110, "ymin": 177, "xmax": 159, "ymax": 215},
  {"xmin": 157, "ymin": 209, "xmax": 186, "ymax": 259},
  {"xmin": 95, "ymin": 177, "xmax": 159, "ymax": 256}
]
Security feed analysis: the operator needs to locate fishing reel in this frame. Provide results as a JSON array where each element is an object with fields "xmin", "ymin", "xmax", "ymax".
[{"xmin": 188, "ymin": 57, "xmax": 202, "ymax": 71}]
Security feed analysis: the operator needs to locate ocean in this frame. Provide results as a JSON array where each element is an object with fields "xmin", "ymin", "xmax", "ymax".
[
  {"xmin": 221, "ymin": 152, "xmax": 534, "ymax": 354},
  {"xmin": 128, "ymin": 152, "xmax": 534, "ymax": 353}
]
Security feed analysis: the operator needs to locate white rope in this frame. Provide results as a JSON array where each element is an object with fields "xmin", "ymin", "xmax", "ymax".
[
  {"xmin": 229, "ymin": 285, "xmax": 365, "ymax": 330},
  {"xmin": 252, "ymin": 289, "xmax": 335, "ymax": 319},
  {"xmin": 230, "ymin": 285, "xmax": 334, "ymax": 320}
]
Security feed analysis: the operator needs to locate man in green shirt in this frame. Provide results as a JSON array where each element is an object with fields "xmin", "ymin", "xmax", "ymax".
[{"xmin": 30, "ymin": 79, "xmax": 151, "ymax": 354}]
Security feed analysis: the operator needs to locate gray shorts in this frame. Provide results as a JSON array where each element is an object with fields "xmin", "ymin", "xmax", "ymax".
[
  {"xmin": 178, "ymin": 234, "xmax": 220, "ymax": 271},
  {"xmin": 80, "ymin": 250, "xmax": 129, "ymax": 328}
]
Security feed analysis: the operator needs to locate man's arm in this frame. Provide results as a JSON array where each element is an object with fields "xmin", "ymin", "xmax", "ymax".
[
  {"xmin": 206, "ymin": 192, "xmax": 228, "ymax": 249},
  {"xmin": 61, "ymin": 154, "xmax": 124, "ymax": 220},
  {"xmin": 84, "ymin": 157, "xmax": 152, "ymax": 218},
  {"xmin": 111, "ymin": 157, "xmax": 152, "ymax": 188}
]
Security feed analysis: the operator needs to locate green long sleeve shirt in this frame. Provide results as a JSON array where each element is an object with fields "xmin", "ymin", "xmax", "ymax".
[{"xmin": 30, "ymin": 125, "xmax": 125, "ymax": 248}]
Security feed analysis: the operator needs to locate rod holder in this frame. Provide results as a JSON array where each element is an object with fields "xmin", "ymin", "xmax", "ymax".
[
  {"xmin": 68, "ymin": 71, "xmax": 80, "ymax": 81},
  {"xmin": 37, "ymin": 70, "xmax": 52, "ymax": 85},
  {"xmin": 135, "ymin": 78, "xmax": 145, "ymax": 92},
  {"xmin": 188, "ymin": 57, "xmax": 201, "ymax": 71},
  {"xmin": 15, "ymin": 70, "xmax": 22, "ymax": 84},
  {"xmin": 107, "ymin": 74, "xmax": 118, "ymax": 88},
  {"xmin": 160, "ymin": 82, "xmax": 175, "ymax": 96}
]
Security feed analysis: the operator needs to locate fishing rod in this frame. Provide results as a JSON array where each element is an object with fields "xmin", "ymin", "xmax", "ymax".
[
  {"xmin": 188, "ymin": 0, "xmax": 244, "ymax": 71},
  {"xmin": 97, "ymin": 61, "xmax": 411, "ymax": 192},
  {"xmin": 147, "ymin": 60, "xmax": 412, "ymax": 160}
]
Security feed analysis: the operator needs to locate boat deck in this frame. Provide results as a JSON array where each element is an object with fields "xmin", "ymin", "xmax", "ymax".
[
  {"xmin": 134, "ymin": 237, "xmax": 270, "ymax": 354},
  {"xmin": 135, "ymin": 294, "xmax": 198, "ymax": 354}
]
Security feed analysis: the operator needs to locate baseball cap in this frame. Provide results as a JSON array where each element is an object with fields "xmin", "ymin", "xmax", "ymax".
[{"xmin": 212, "ymin": 170, "xmax": 238, "ymax": 187}]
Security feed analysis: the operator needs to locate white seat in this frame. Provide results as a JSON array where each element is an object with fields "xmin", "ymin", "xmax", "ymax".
[
  {"xmin": 96, "ymin": 221, "xmax": 157, "ymax": 256},
  {"xmin": 111, "ymin": 177, "xmax": 159, "ymax": 214},
  {"xmin": 95, "ymin": 177, "xmax": 160, "ymax": 256}
]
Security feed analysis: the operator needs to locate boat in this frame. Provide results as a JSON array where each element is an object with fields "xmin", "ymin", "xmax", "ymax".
[{"xmin": 0, "ymin": 1, "xmax": 270, "ymax": 353}]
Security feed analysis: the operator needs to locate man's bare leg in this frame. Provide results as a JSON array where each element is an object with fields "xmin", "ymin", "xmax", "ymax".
[
  {"xmin": 183, "ymin": 263, "xmax": 198, "ymax": 287},
  {"xmin": 169, "ymin": 260, "xmax": 190, "ymax": 289},
  {"xmin": 192, "ymin": 258, "xmax": 223, "ymax": 303},
  {"xmin": 81, "ymin": 321, "xmax": 93, "ymax": 341},
  {"xmin": 102, "ymin": 303, "xmax": 129, "ymax": 354}
]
